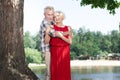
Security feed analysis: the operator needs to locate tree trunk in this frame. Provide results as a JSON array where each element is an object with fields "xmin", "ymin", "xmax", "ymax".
[{"xmin": 0, "ymin": 0, "xmax": 40, "ymax": 80}]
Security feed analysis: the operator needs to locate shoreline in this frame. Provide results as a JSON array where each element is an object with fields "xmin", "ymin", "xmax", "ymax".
[
  {"xmin": 28, "ymin": 60, "xmax": 120, "ymax": 68},
  {"xmin": 70, "ymin": 60, "xmax": 120, "ymax": 67}
]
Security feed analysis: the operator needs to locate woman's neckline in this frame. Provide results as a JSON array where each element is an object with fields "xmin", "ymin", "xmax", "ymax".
[{"xmin": 55, "ymin": 24, "xmax": 65, "ymax": 28}]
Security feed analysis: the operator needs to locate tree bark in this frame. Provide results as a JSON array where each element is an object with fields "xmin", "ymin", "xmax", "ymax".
[{"xmin": 0, "ymin": 0, "xmax": 40, "ymax": 80}]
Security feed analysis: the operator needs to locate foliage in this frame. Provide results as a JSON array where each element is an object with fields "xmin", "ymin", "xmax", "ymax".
[
  {"xmin": 71, "ymin": 27, "xmax": 120, "ymax": 59},
  {"xmin": 24, "ymin": 31, "xmax": 36, "ymax": 48},
  {"xmin": 80, "ymin": 0, "xmax": 120, "ymax": 14},
  {"xmin": 32, "ymin": 33, "xmax": 40, "ymax": 51},
  {"xmin": 24, "ymin": 29, "xmax": 120, "ymax": 60},
  {"xmin": 25, "ymin": 47, "xmax": 42, "ymax": 64}
]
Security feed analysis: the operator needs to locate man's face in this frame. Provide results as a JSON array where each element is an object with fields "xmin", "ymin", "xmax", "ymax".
[{"xmin": 44, "ymin": 9, "xmax": 54, "ymax": 22}]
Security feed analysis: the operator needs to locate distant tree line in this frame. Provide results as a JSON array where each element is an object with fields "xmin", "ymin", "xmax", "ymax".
[
  {"xmin": 71, "ymin": 27, "xmax": 120, "ymax": 60},
  {"xmin": 24, "ymin": 27, "xmax": 120, "ymax": 63},
  {"xmin": 24, "ymin": 31, "xmax": 42, "ymax": 64}
]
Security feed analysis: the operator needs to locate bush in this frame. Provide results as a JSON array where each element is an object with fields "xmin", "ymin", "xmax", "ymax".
[
  {"xmin": 25, "ymin": 48, "xmax": 42, "ymax": 64},
  {"xmin": 70, "ymin": 51, "xmax": 77, "ymax": 60}
]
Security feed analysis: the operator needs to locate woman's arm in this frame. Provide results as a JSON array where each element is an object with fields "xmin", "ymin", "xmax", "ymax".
[{"xmin": 58, "ymin": 26, "xmax": 73, "ymax": 44}]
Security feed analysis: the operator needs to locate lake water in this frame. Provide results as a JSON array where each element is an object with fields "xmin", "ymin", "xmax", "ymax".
[{"xmin": 34, "ymin": 66, "xmax": 120, "ymax": 80}]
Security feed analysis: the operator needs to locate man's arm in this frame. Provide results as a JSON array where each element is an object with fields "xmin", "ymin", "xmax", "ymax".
[
  {"xmin": 44, "ymin": 26, "xmax": 73, "ymax": 44},
  {"xmin": 44, "ymin": 26, "xmax": 51, "ymax": 44}
]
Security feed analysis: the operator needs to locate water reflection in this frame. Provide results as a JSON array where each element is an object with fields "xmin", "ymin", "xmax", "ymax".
[{"xmin": 34, "ymin": 66, "xmax": 120, "ymax": 80}]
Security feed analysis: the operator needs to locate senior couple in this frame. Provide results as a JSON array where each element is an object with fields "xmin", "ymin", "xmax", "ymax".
[{"xmin": 40, "ymin": 6, "xmax": 73, "ymax": 80}]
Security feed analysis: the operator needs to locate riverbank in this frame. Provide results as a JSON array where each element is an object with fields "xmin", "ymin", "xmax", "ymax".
[
  {"xmin": 71, "ymin": 60, "xmax": 120, "ymax": 67},
  {"xmin": 28, "ymin": 60, "xmax": 120, "ymax": 68}
]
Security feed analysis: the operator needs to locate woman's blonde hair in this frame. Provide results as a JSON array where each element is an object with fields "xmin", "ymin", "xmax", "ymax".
[{"xmin": 54, "ymin": 11, "xmax": 65, "ymax": 20}]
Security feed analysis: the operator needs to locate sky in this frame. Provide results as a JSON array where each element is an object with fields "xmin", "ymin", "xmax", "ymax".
[{"xmin": 24, "ymin": 0, "xmax": 120, "ymax": 35}]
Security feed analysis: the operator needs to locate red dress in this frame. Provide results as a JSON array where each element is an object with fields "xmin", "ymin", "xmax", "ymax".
[{"xmin": 50, "ymin": 25, "xmax": 71, "ymax": 80}]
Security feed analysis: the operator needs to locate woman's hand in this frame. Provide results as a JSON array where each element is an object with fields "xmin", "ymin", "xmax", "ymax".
[{"xmin": 55, "ymin": 31, "xmax": 63, "ymax": 38}]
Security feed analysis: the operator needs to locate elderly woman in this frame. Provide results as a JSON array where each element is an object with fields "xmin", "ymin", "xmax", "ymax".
[{"xmin": 46, "ymin": 11, "xmax": 73, "ymax": 80}]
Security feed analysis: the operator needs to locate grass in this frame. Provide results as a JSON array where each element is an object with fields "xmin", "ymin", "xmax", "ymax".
[{"xmin": 28, "ymin": 64, "xmax": 46, "ymax": 73}]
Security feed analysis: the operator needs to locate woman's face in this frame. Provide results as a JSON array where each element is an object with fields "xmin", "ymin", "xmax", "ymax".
[{"xmin": 54, "ymin": 12, "xmax": 64, "ymax": 23}]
